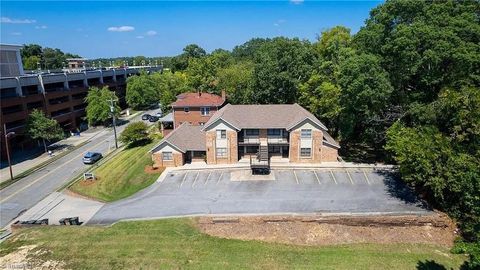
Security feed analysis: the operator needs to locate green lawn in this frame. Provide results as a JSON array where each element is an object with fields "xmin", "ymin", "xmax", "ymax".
[
  {"xmin": 69, "ymin": 140, "xmax": 163, "ymax": 202},
  {"xmin": 0, "ymin": 218, "xmax": 465, "ymax": 269}
]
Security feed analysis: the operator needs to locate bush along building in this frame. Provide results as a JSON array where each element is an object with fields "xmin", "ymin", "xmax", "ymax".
[
  {"xmin": 0, "ymin": 43, "xmax": 162, "ymax": 158},
  {"xmin": 151, "ymin": 103, "xmax": 340, "ymax": 169}
]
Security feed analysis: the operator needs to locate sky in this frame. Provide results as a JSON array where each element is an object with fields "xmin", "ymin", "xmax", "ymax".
[{"xmin": 1, "ymin": 1, "xmax": 382, "ymax": 58}]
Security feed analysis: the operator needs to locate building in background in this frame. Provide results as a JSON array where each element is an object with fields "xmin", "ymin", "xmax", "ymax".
[
  {"xmin": 0, "ymin": 43, "xmax": 162, "ymax": 158},
  {"xmin": 171, "ymin": 91, "xmax": 226, "ymax": 128},
  {"xmin": 0, "ymin": 44, "xmax": 24, "ymax": 77}
]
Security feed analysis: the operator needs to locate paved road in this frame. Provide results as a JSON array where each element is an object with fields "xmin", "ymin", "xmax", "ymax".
[
  {"xmin": 0, "ymin": 109, "xmax": 160, "ymax": 228},
  {"xmin": 89, "ymin": 168, "xmax": 430, "ymax": 225}
]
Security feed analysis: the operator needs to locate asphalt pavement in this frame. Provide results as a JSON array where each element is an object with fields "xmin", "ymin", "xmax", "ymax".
[
  {"xmin": 88, "ymin": 168, "xmax": 430, "ymax": 225},
  {"xmin": 0, "ymin": 108, "xmax": 161, "ymax": 228}
]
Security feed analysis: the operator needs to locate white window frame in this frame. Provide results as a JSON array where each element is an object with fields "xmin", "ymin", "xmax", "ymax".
[
  {"xmin": 216, "ymin": 147, "xmax": 227, "ymax": 158},
  {"xmin": 162, "ymin": 152, "xmax": 173, "ymax": 161},
  {"xmin": 301, "ymin": 129, "xmax": 312, "ymax": 139},
  {"xmin": 300, "ymin": 148, "xmax": 311, "ymax": 158},
  {"xmin": 200, "ymin": 107, "xmax": 210, "ymax": 116},
  {"xmin": 217, "ymin": 129, "xmax": 226, "ymax": 139}
]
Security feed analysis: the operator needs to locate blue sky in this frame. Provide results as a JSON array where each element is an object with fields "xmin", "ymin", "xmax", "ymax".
[{"xmin": 1, "ymin": 1, "xmax": 381, "ymax": 58}]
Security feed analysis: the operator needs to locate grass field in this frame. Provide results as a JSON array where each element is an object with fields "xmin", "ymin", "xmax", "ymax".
[
  {"xmin": 0, "ymin": 218, "xmax": 465, "ymax": 269},
  {"xmin": 69, "ymin": 140, "xmax": 163, "ymax": 202}
]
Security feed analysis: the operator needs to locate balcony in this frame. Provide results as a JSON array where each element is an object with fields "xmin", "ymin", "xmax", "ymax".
[
  {"xmin": 267, "ymin": 137, "xmax": 289, "ymax": 144},
  {"xmin": 238, "ymin": 137, "xmax": 260, "ymax": 144}
]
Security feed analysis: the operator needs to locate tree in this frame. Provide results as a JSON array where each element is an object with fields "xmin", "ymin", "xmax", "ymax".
[
  {"xmin": 23, "ymin": 55, "xmax": 41, "ymax": 70},
  {"xmin": 298, "ymin": 75, "xmax": 341, "ymax": 136},
  {"xmin": 126, "ymin": 71, "xmax": 160, "ymax": 109},
  {"xmin": 25, "ymin": 109, "xmax": 64, "ymax": 153},
  {"xmin": 21, "ymin": 44, "xmax": 42, "ymax": 59},
  {"xmin": 182, "ymin": 44, "xmax": 206, "ymax": 58},
  {"xmin": 120, "ymin": 122, "xmax": 149, "ymax": 146},
  {"xmin": 85, "ymin": 86, "xmax": 120, "ymax": 126},
  {"xmin": 153, "ymin": 71, "xmax": 190, "ymax": 111},
  {"xmin": 232, "ymin": 38, "xmax": 268, "ymax": 60},
  {"xmin": 337, "ymin": 52, "xmax": 394, "ymax": 149},
  {"xmin": 251, "ymin": 37, "xmax": 315, "ymax": 104},
  {"xmin": 217, "ymin": 61, "xmax": 254, "ymax": 104}
]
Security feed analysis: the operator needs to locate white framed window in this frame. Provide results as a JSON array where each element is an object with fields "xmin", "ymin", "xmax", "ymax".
[
  {"xmin": 301, "ymin": 129, "xmax": 312, "ymax": 139},
  {"xmin": 162, "ymin": 152, "xmax": 173, "ymax": 161},
  {"xmin": 216, "ymin": 147, "xmax": 227, "ymax": 158},
  {"xmin": 217, "ymin": 129, "xmax": 226, "ymax": 139},
  {"xmin": 200, "ymin": 107, "xmax": 210, "ymax": 116},
  {"xmin": 184, "ymin": 107, "xmax": 190, "ymax": 113},
  {"xmin": 300, "ymin": 148, "xmax": 311, "ymax": 157}
]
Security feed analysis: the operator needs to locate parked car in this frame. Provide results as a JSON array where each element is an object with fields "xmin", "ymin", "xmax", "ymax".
[
  {"xmin": 141, "ymin": 114, "xmax": 151, "ymax": 120},
  {"xmin": 155, "ymin": 111, "xmax": 163, "ymax": 117},
  {"xmin": 82, "ymin": 152, "xmax": 102, "ymax": 164},
  {"xmin": 149, "ymin": 116, "xmax": 159, "ymax": 122}
]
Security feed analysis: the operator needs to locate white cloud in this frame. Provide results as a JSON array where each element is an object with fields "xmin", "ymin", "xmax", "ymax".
[
  {"xmin": 290, "ymin": 0, "xmax": 304, "ymax": 4},
  {"xmin": 107, "ymin": 26, "xmax": 135, "ymax": 32},
  {"xmin": 136, "ymin": 35, "xmax": 144, "ymax": 39},
  {"xmin": 11, "ymin": 32, "xmax": 22, "ymax": 36},
  {"xmin": 1, "ymin": 17, "xmax": 36, "ymax": 24},
  {"xmin": 35, "ymin": 25, "xmax": 48, "ymax": 29},
  {"xmin": 274, "ymin": 19, "xmax": 287, "ymax": 27},
  {"xmin": 146, "ymin": 30, "xmax": 157, "ymax": 36}
]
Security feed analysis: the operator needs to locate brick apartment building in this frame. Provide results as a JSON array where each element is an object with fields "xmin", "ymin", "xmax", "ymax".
[
  {"xmin": 171, "ymin": 91, "xmax": 226, "ymax": 128},
  {"xmin": 151, "ymin": 104, "xmax": 340, "ymax": 167},
  {"xmin": 0, "ymin": 43, "xmax": 162, "ymax": 157}
]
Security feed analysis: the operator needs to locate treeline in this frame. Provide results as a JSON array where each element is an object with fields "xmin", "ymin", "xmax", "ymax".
[
  {"xmin": 125, "ymin": 1, "xmax": 479, "ymax": 266},
  {"xmin": 21, "ymin": 44, "xmax": 81, "ymax": 70}
]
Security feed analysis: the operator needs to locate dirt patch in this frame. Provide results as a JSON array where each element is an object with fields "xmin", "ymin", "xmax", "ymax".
[
  {"xmin": 144, "ymin": 166, "xmax": 164, "ymax": 174},
  {"xmin": 196, "ymin": 213, "xmax": 457, "ymax": 247},
  {"xmin": 0, "ymin": 245, "xmax": 65, "ymax": 270}
]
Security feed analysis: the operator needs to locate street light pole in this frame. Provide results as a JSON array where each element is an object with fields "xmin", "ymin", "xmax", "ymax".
[
  {"xmin": 109, "ymin": 99, "xmax": 119, "ymax": 149},
  {"xmin": 3, "ymin": 124, "xmax": 15, "ymax": 181}
]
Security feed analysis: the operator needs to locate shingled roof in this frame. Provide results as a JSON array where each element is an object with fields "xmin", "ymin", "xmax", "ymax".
[
  {"xmin": 203, "ymin": 104, "xmax": 328, "ymax": 131},
  {"xmin": 171, "ymin": 92, "xmax": 225, "ymax": 107},
  {"xmin": 151, "ymin": 123, "xmax": 206, "ymax": 153}
]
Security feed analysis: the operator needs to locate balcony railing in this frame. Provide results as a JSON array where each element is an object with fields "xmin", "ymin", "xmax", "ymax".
[
  {"xmin": 239, "ymin": 137, "xmax": 260, "ymax": 144},
  {"xmin": 267, "ymin": 137, "xmax": 289, "ymax": 144}
]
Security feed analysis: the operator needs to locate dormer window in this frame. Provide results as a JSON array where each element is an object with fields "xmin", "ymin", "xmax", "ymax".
[
  {"xmin": 184, "ymin": 107, "xmax": 190, "ymax": 113},
  {"xmin": 201, "ymin": 107, "xmax": 210, "ymax": 116}
]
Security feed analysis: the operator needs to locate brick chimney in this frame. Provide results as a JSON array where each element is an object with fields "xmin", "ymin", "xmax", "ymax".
[{"xmin": 221, "ymin": 89, "xmax": 226, "ymax": 101}]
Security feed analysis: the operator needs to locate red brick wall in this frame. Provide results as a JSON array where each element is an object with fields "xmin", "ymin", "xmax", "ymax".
[
  {"xmin": 173, "ymin": 106, "xmax": 218, "ymax": 128},
  {"xmin": 288, "ymin": 130, "xmax": 322, "ymax": 163},
  {"xmin": 152, "ymin": 152, "xmax": 184, "ymax": 167},
  {"xmin": 321, "ymin": 145, "xmax": 338, "ymax": 162},
  {"xmin": 205, "ymin": 130, "xmax": 237, "ymax": 164}
]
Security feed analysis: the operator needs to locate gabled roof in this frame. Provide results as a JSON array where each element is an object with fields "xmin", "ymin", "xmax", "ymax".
[
  {"xmin": 203, "ymin": 104, "xmax": 328, "ymax": 131},
  {"xmin": 151, "ymin": 123, "xmax": 206, "ymax": 153},
  {"xmin": 171, "ymin": 92, "xmax": 225, "ymax": 107}
]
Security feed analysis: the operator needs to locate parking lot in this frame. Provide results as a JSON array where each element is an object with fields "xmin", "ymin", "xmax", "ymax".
[{"xmin": 88, "ymin": 168, "xmax": 430, "ymax": 225}]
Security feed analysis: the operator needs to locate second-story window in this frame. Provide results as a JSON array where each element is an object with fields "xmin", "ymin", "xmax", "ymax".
[
  {"xmin": 201, "ymin": 107, "xmax": 210, "ymax": 116},
  {"xmin": 301, "ymin": 129, "xmax": 312, "ymax": 139},
  {"xmin": 267, "ymin": 129, "xmax": 281, "ymax": 136},
  {"xmin": 184, "ymin": 107, "xmax": 190, "ymax": 113},
  {"xmin": 217, "ymin": 130, "xmax": 226, "ymax": 139},
  {"xmin": 245, "ymin": 129, "xmax": 259, "ymax": 137}
]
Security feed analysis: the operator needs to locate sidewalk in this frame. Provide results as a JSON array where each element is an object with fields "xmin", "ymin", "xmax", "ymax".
[{"xmin": 0, "ymin": 128, "xmax": 106, "ymax": 183}]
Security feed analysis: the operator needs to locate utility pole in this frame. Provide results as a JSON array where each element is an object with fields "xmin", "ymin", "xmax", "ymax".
[
  {"xmin": 3, "ymin": 124, "xmax": 15, "ymax": 181},
  {"xmin": 109, "ymin": 98, "xmax": 119, "ymax": 149}
]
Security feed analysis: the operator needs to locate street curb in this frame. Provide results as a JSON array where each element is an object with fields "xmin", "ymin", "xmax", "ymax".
[{"xmin": 91, "ymin": 210, "xmax": 434, "ymax": 227}]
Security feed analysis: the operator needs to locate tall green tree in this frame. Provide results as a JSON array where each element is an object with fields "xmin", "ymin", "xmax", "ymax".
[
  {"xmin": 153, "ymin": 71, "xmax": 190, "ymax": 111},
  {"xmin": 25, "ymin": 109, "xmax": 64, "ymax": 152},
  {"xmin": 126, "ymin": 72, "xmax": 160, "ymax": 109},
  {"xmin": 251, "ymin": 37, "xmax": 315, "ymax": 104},
  {"xmin": 85, "ymin": 86, "xmax": 120, "ymax": 126},
  {"xmin": 217, "ymin": 60, "xmax": 254, "ymax": 104}
]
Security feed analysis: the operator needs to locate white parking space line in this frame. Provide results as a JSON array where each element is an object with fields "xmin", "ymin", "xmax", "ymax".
[
  {"xmin": 346, "ymin": 170, "xmax": 354, "ymax": 185},
  {"xmin": 363, "ymin": 170, "xmax": 371, "ymax": 185},
  {"xmin": 313, "ymin": 170, "xmax": 320, "ymax": 184},
  {"xmin": 216, "ymin": 171, "xmax": 224, "ymax": 185},
  {"xmin": 191, "ymin": 172, "xmax": 200, "ymax": 187},
  {"xmin": 329, "ymin": 170, "xmax": 338, "ymax": 184},
  {"xmin": 204, "ymin": 172, "xmax": 212, "ymax": 186},
  {"xmin": 293, "ymin": 170, "xmax": 299, "ymax": 184},
  {"xmin": 179, "ymin": 172, "xmax": 188, "ymax": 187}
]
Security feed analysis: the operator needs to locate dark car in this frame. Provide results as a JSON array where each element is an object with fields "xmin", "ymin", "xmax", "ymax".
[
  {"xmin": 141, "ymin": 114, "xmax": 151, "ymax": 120},
  {"xmin": 148, "ymin": 116, "xmax": 159, "ymax": 122},
  {"xmin": 82, "ymin": 152, "xmax": 102, "ymax": 164}
]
